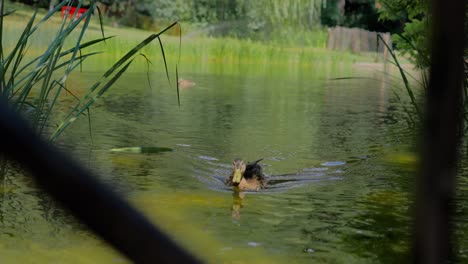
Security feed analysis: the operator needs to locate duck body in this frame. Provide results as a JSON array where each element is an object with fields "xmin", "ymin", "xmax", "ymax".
[{"xmin": 226, "ymin": 159, "xmax": 266, "ymax": 191}]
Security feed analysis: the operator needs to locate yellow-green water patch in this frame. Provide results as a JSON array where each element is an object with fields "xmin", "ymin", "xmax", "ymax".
[{"xmin": 132, "ymin": 191, "xmax": 286, "ymax": 263}]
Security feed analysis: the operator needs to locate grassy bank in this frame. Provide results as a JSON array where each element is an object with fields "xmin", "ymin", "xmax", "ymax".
[
  {"xmin": 1, "ymin": 2, "xmax": 391, "ymax": 143},
  {"xmin": 2, "ymin": 5, "xmax": 380, "ymax": 74}
]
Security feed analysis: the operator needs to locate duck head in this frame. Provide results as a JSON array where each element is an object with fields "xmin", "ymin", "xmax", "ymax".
[{"xmin": 231, "ymin": 159, "xmax": 246, "ymax": 186}]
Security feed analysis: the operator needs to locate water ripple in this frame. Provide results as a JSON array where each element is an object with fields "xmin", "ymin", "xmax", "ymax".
[
  {"xmin": 190, "ymin": 157, "xmax": 345, "ymax": 193},
  {"xmin": 321, "ymin": 161, "xmax": 346, "ymax": 167}
]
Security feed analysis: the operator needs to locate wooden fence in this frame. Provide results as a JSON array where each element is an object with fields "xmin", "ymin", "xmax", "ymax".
[{"xmin": 327, "ymin": 26, "xmax": 392, "ymax": 59}]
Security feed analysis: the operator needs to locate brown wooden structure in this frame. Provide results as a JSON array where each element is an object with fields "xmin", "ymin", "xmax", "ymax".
[{"xmin": 327, "ymin": 26, "xmax": 392, "ymax": 59}]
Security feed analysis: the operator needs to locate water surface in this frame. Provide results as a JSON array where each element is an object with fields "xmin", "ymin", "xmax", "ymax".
[{"xmin": 1, "ymin": 63, "xmax": 416, "ymax": 263}]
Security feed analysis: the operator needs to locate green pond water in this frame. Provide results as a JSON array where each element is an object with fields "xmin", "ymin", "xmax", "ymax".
[{"xmin": 1, "ymin": 63, "xmax": 423, "ymax": 263}]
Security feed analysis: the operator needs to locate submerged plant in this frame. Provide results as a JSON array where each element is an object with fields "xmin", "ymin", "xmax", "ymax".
[{"xmin": 0, "ymin": 0, "xmax": 180, "ymax": 142}]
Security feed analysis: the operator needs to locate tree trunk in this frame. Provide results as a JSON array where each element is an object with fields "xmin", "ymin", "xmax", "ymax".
[
  {"xmin": 413, "ymin": 0, "xmax": 466, "ymax": 263},
  {"xmin": 49, "ymin": 0, "xmax": 54, "ymax": 12}
]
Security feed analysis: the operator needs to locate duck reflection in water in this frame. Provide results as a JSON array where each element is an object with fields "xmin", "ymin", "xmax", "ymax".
[
  {"xmin": 231, "ymin": 191, "xmax": 244, "ymax": 220},
  {"xmin": 226, "ymin": 159, "xmax": 266, "ymax": 219}
]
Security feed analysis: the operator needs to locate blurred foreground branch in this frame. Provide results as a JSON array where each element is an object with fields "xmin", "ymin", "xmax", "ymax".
[
  {"xmin": 414, "ymin": 0, "xmax": 466, "ymax": 263},
  {"xmin": 0, "ymin": 98, "xmax": 200, "ymax": 264}
]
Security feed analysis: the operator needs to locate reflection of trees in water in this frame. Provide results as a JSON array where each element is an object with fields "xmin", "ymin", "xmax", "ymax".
[
  {"xmin": 453, "ymin": 162, "xmax": 468, "ymax": 262},
  {"xmin": 0, "ymin": 169, "xmax": 26, "ymax": 238},
  {"xmin": 0, "ymin": 166, "xmax": 78, "ymax": 241},
  {"xmin": 310, "ymin": 70, "xmax": 395, "ymax": 161},
  {"xmin": 214, "ymin": 103, "xmax": 234, "ymax": 131},
  {"xmin": 342, "ymin": 190, "xmax": 411, "ymax": 262},
  {"xmin": 195, "ymin": 74, "xmax": 248, "ymax": 154}
]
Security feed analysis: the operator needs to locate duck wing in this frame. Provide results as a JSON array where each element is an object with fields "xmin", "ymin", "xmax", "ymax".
[{"xmin": 244, "ymin": 158, "xmax": 265, "ymax": 180}]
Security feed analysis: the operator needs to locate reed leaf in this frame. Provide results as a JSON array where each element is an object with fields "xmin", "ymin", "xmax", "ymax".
[
  {"xmin": 50, "ymin": 59, "xmax": 135, "ymax": 141},
  {"xmin": 2, "ymin": 0, "xmax": 180, "ymax": 142},
  {"xmin": 158, "ymin": 36, "xmax": 170, "ymax": 84},
  {"xmin": 176, "ymin": 64, "xmax": 180, "ymax": 106},
  {"xmin": 377, "ymin": 34, "xmax": 422, "ymax": 121},
  {"xmin": 3, "ymin": 10, "xmax": 36, "ymax": 75},
  {"xmin": 138, "ymin": 53, "xmax": 153, "ymax": 89},
  {"xmin": 13, "ymin": 36, "xmax": 112, "ymax": 82}
]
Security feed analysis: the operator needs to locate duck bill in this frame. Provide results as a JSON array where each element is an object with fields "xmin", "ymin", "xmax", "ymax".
[{"xmin": 232, "ymin": 169, "xmax": 243, "ymax": 186}]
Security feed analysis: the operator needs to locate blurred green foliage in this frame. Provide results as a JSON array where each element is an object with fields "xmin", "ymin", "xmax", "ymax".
[
  {"xmin": 11, "ymin": 0, "xmax": 450, "ymax": 56},
  {"xmin": 10, "ymin": 0, "xmax": 323, "ymax": 44},
  {"xmin": 321, "ymin": 0, "xmax": 403, "ymax": 33},
  {"xmin": 378, "ymin": 0, "xmax": 430, "ymax": 69}
]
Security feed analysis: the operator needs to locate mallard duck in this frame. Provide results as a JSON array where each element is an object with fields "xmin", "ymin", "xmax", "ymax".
[{"xmin": 226, "ymin": 159, "xmax": 266, "ymax": 191}]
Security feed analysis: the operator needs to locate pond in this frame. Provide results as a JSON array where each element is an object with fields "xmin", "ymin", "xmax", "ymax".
[{"xmin": 0, "ymin": 62, "xmax": 417, "ymax": 263}]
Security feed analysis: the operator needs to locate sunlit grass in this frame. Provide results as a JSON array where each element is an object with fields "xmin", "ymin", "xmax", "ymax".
[{"xmin": 3, "ymin": 10, "xmax": 377, "ymax": 76}]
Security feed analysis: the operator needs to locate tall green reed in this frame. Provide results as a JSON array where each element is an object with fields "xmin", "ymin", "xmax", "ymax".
[
  {"xmin": 0, "ymin": 0, "xmax": 179, "ymax": 142},
  {"xmin": 377, "ymin": 34, "xmax": 468, "ymax": 141},
  {"xmin": 376, "ymin": 34, "xmax": 427, "ymax": 127},
  {"xmin": 330, "ymin": 34, "xmax": 426, "ymax": 128}
]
